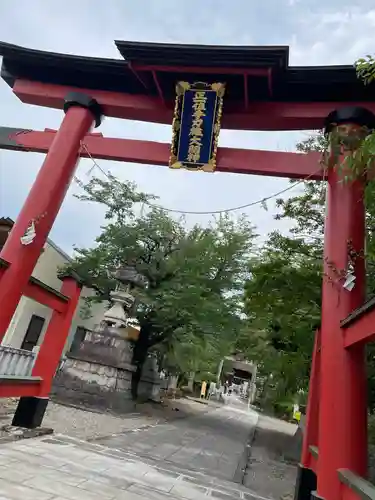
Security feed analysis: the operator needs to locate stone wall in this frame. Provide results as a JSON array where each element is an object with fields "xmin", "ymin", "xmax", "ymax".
[
  {"xmin": 52, "ymin": 329, "xmax": 136, "ymax": 413},
  {"xmin": 52, "ymin": 356, "xmax": 135, "ymax": 413},
  {"xmin": 52, "ymin": 330, "xmax": 162, "ymax": 410}
]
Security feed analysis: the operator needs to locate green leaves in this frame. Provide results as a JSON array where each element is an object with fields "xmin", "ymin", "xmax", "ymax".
[
  {"xmin": 66, "ymin": 175, "xmax": 255, "ymax": 377},
  {"xmin": 243, "ymin": 230, "xmax": 320, "ymax": 391},
  {"xmin": 356, "ymin": 55, "xmax": 375, "ymax": 85},
  {"xmin": 242, "ymin": 129, "xmax": 375, "ymax": 409},
  {"xmin": 241, "ymin": 134, "xmax": 326, "ymax": 399}
]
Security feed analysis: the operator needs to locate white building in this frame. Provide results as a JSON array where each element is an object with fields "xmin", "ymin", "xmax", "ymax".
[{"xmin": 0, "ymin": 217, "xmax": 107, "ymax": 354}]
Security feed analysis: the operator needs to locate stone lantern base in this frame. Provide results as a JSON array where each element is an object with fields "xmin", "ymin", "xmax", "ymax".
[{"xmin": 52, "ymin": 329, "xmax": 136, "ymax": 413}]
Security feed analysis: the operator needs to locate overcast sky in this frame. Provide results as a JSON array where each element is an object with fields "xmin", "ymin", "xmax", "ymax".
[{"xmin": 0, "ymin": 1, "xmax": 374, "ymax": 254}]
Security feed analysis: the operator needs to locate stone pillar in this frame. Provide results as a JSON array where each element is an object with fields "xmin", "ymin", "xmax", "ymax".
[{"xmin": 138, "ymin": 353, "xmax": 161, "ymax": 402}]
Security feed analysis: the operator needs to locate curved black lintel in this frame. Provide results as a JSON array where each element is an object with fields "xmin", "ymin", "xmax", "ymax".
[
  {"xmin": 115, "ymin": 39, "xmax": 290, "ymax": 69},
  {"xmin": 0, "ymin": 40, "xmax": 143, "ymax": 96},
  {"xmin": 0, "ymin": 40, "xmax": 375, "ymax": 105},
  {"xmin": 0, "ymin": 41, "xmax": 127, "ymax": 73}
]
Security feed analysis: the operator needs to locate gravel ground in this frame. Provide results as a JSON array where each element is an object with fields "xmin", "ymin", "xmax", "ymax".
[
  {"xmin": 0, "ymin": 399, "xmax": 156, "ymax": 440},
  {"xmin": 0, "ymin": 397, "xmax": 213, "ymax": 441},
  {"xmin": 45, "ymin": 403, "xmax": 158, "ymax": 440}
]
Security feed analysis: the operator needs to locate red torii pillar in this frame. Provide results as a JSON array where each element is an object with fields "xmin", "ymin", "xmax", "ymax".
[
  {"xmin": 0, "ymin": 92, "xmax": 101, "ymax": 340},
  {"xmin": 0, "ymin": 92, "xmax": 101, "ymax": 425},
  {"xmin": 296, "ymin": 107, "xmax": 375, "ymax": 500},
  {"xmin": 317, "ymin": 111, "xmax": 370, "ymax": 499}
]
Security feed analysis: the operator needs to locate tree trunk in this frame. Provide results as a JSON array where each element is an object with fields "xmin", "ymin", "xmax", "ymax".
[
  {"xmin": 131, "ymin": 324, "xmax": 151, "ymax": 400},
  {"xmin": 131, "ymin": 315, "xmax": 179, "ymax": 400},
  {"xmin": 187, "ymin": 372, "xmax": 195, "ymax": 391}
]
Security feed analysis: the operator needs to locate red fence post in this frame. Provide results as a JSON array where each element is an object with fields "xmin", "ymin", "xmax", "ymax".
[
  {"xmin": 316, "ymin": 108, "xmax": 375, "ymax": 500},
  {"xmin": 12, "ymin": 276, "xmax": 82, "ymax": 428},
  {"xmin": 0, "ymin": 93, "xmax": 101, "ymax": 342}
]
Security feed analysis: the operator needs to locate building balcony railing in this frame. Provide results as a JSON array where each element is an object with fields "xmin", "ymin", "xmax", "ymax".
[{"xmin": 0, "ymin": 345, "xmax": 36, "ymax": 377}]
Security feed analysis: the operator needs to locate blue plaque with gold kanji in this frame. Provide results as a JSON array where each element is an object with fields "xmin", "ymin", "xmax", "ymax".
[{"xmin": 169, "ymin": 82, "xmax": 225, "ymax": 172}]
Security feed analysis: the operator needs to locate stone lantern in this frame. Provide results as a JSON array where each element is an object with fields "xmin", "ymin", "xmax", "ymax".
[
  {"xmin": 76, "ymin": 264, "xmax": 147, "ymax": 367},
  {"xmin": 52, "ymin": 264, "xmax": 149, "ymax": 411},
  {"xmin": 101, "ymin": 265, "xmax": 147, "ymax": 340}
]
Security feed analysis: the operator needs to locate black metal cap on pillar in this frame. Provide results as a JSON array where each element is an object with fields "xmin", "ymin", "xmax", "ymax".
[
  {"xmin": 63, "ymin": 92, "xmax": 103, "ymax": 128},
  {"xmin": 12, "ymin": 396, "xmax": 49, "ymax": 429},
  {"xmin": 57, "ymin": 269, "xmax": 85, "ymax": 288},
  {"xmin": 294, "ymin": 464, "xmax": 317, "ymax": 500},
  {"xmin": 325, "ymin": 106, "xmax": 375, "ymax": 135}
]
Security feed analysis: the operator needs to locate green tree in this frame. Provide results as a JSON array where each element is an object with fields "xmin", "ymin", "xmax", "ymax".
[
  {"xmin": 243, "ymin": 233, "xmax": 321, "ymax": 396},
  {"xmin": 67, "ymin": 175, "xmax": 255, "ymax": 398},
  {"xmin": 241, "ymin": 134, "xmax": 325, "ymax": 406},
  {"xmin": 161, "ymin": 330, "xmax": 229, "ymax": 384},
  {"xmin": 242, "ymin": 128, "xmax": 375, "ymax": 411}
]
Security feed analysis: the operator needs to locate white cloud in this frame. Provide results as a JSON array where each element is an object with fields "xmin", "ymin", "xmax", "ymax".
[{"xmin": 288, "ymin": 6, "xmax": 375, "ymax": 65}]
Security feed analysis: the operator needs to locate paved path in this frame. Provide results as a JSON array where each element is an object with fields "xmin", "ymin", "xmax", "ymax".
[
  {"xmin": 94, "ymin": 402, "xmax": 258, "ymax": 483},
  {"xmin": 0, "ymin": 402, "xmax": 265, "ymax": 500}
]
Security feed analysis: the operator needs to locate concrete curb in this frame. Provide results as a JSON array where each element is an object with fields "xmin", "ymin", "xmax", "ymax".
[
  {"xmin": 88, "ymin": 420, "xmax": 161, "ymax": 443},
  {"xmin": 233, "ymin": 410, "xmax": 259, "ymax": 484},
  {"xmin": 185, "ymin": 396, "xmax": 223, "ymax": 408}
]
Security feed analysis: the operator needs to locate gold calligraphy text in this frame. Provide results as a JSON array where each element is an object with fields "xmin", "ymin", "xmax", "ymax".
[{"xmin": 187, "ymin": 91, "xmax": 207, "ymax": 163}]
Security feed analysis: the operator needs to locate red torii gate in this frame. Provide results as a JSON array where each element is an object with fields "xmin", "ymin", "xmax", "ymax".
[{"xmin": 1, "ymin": 40, "xmax": 375, "ymax": 500}]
